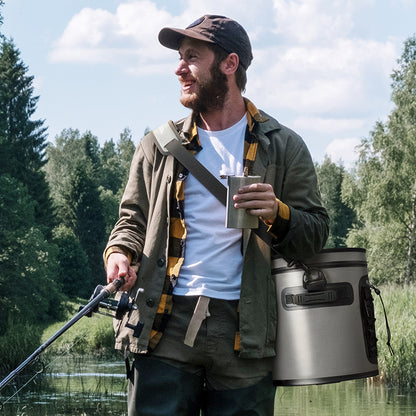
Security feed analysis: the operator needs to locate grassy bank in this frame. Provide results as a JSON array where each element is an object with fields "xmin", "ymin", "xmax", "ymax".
[
  {"xmin": 40, "ymin": 299, "xmax": 116, "ymax": 355},
  {"xmin": 0, "ymin": 299, "xmax": 116, "ymax": 377},
  {"xmin": 374, "ymin": 284, "xmax": 416, "ymax": 389}
]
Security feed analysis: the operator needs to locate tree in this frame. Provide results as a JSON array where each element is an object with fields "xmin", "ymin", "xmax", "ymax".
[
  {"xmin": 98, "ymin": 128, "xmax": 136, "ymax": 236},
  {"xmin": 70, "ymin": 161, "xmax": 106, "ymax": 289},
  {"xmin": 0, "ymin": 175, "xmax": 63, "ymax": 335},
  {"xmin": 45, "ymin": 127, "xmax": 136, "ymax": 293},
  {"xmin": 0, "ymin": 39, "xmax": 53, "ymax": 234},
  {"xmin": 45, "ymin": 130, "xmax": 106, "ymax": 293},
  {"xmin": 99, "ymin": 139, "xmax": 122, "ymax": 193},
  {"xmin": 315, "ymin": 157, "xmax": 356, "ymax": 248},
  {"xmin": 116, "ymin": 127, "xmax": 136, "ymax": 193},
  {"xmin": 342, "ymin": 36, "xmax": 416, "ymax": 285},
  {"xmin": 52, "ymin": 225, "xmax": 91, "ymax": 298},
  {"xmin": 0, "ymin": 36, "xmax": 63, "ymax": 338}
]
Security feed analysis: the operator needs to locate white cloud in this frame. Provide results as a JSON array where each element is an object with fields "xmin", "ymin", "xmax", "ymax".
[
  {"xmin": 246, "ymin": 0, "xmax": 395, "ymax": 119},
  {"xmin": 248, "ymin": 38, "xmax": 397, "ymax": 115},
  {"xmin": 293, "ymin": 116, "xmax": 367, "ymax": 135},
  {"xmin": 272, "ymin": 0, "xmax": 356, "ymax": 44},
  {"xmin": 325, "ymin": 138, "xmax": 361, "ymax": 167},
  {"xmin": 49, "ymin": 1, "xmax": 180, "ymax": 71},
  {"xmin": 49, "ymin": 0, "xmax": 398, "ymax": 95}
]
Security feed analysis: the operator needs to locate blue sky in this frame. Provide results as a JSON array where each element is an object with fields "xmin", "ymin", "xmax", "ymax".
[{"xmin": 2, "ymin": 0, "xmax": 416, "ymax": 167}]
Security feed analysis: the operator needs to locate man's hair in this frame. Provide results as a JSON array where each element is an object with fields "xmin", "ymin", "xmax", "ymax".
[{"xmin": 210, "ymin": 44, "xmax": 247, "ymax": 92}]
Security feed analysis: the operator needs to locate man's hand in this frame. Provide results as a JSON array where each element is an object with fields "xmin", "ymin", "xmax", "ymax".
[
  {"xmin": 106, "ymin": 252, "xmax": 138, "ymax": 291},
  {"xmin": 233, "ymin": 182, "xmax": 278, "ymax": 225}
]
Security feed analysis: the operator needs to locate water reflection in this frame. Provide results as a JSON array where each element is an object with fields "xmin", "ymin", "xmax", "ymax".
[
  {"xmin": 1, "ymin": 357, "xmax": 415, "ymax": 415},
  {"xmin": 276, "ymin": 381, "xmax": 416, "ymax": 415}
]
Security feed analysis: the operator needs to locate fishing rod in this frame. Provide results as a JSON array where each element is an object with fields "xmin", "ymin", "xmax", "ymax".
[{"xmin": 0, "ymin": 277, "xmax": 134, "ymax": 394}]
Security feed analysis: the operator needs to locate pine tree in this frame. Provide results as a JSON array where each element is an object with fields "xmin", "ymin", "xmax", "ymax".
[
  {"xmin": 0, "ymin": 175, "xmax": 63, "ymax": 335},
  {"xmin": 0, "ymin": 39, "xmax": 53, "ymax": 233}
]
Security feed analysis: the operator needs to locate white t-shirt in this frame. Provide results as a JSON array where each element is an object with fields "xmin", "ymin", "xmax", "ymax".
[{"xmin": 173, "ymin": 114, "xmax": 247, "ymax": 300}]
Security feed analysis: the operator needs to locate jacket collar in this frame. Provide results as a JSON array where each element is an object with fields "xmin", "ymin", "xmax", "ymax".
[{"xmin": 176, "ymin": 98, "xmax": 281, "ymax": 151}]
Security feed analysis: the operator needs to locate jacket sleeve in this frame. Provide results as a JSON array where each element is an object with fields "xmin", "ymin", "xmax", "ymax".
[{"xmin": 269, "ymin": 131, "xmax": 329, "ymax": 260}]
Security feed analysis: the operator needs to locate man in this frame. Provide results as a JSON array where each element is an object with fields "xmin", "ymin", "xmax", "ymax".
[{"xmin": 105, "ymin": 15, "xmax": 329, "ymax": 416}]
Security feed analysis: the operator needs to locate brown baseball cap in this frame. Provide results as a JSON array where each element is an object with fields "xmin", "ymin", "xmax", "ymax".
[{"xmin": 158, "ymin": 15, "xmax": 253, "ymax": 70}]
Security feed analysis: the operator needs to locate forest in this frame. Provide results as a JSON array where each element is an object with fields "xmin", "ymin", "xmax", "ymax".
[{"xmin": 1, "ymin": 2, "xmax": 415, "ymax": 385}]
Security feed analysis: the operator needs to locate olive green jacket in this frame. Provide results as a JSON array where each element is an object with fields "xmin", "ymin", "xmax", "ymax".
[{"xmin": 105, "ymin": 107, "xmax": 329, "ymax": 358}]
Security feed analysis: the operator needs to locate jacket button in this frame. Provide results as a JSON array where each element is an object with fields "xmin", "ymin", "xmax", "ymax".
[
  {"xmin": 166, "ymin": 175, "xmax": 172, "ymax": 183},
  {"xmin": 146, "ymin": 298, "xmax": 155, "ymax": 307},
  {"xmin": 157, "ymin": 258, "xmax": 165, "ymax": 267}
]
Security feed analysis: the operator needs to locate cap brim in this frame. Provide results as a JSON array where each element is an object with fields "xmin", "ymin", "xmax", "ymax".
[{"xmin": 158, "ymin": 27, "xmax": 215, "ymax": 50}]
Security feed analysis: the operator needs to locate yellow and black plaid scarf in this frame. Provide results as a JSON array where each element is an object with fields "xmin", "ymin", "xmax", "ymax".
[{"xmin": 148, "ymin": 101, "xmax": 262, "ymax": 351}]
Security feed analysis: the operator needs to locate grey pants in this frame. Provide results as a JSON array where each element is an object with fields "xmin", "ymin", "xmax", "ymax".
[{"xmin": 127, "ymin": 295, "xmax": 276, "ymax": 415}]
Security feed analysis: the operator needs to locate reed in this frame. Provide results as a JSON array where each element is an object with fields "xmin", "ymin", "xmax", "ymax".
[
  {"xmin": 374, "ymin": 284, "xmax": 416, "ymax": 389},
  {"xmin": 0, "ymin": 320, "xmax": 42, "ymax": 374},
  {"xmin": 1, "ymin": 356, "xmax": 128, "ymax": 416}
]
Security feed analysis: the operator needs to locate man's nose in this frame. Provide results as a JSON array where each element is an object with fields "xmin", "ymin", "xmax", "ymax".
[{"xmin": 175, "ymin": 59, "xmax": 188, "ymax": 76}]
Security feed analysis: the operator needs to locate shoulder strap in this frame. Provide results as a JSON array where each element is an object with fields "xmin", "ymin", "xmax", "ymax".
[{"xmin": 152, "ymin": 121, "xmax": 227, "ymax": 205}]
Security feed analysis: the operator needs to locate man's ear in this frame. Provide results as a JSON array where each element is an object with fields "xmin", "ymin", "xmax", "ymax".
[{"xmin": 221, "ymin": 52, "xmax": 240, "ymax": 75}]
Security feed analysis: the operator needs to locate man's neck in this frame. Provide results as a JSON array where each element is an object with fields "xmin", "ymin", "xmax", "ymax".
[{"xmin": 197, "ymin": 95, "xmax": 246, "ymax": 132}]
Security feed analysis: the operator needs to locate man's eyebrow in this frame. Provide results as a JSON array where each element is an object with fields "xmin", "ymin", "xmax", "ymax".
[{"xmin": 179, "ymin": 47, "xmax": 197, "ymax": 58}]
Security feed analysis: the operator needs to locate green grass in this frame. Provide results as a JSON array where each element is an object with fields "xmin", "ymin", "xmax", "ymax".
[
  {"xmin": 374, "ymin": 284, "xmax": 416, "ymax": 389},
  {"xmin": 40, "ymin": 299, "xmax": 116, "ymax": 355}
]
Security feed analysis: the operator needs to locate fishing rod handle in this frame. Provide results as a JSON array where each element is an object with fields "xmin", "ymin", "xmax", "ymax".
[{"xmin": 105, "ymin": 276, "xmax": 126, "ymax": 294}]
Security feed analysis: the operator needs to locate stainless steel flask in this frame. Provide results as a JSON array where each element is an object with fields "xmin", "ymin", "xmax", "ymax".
[{"xmin": 226, "ymin": 175, "xmax": 260, "ymax": 229}]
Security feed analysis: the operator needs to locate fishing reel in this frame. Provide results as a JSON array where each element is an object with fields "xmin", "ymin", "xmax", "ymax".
[{"xmin": 79, "ymin": 284, "xmax": 144, "ymax": 337}]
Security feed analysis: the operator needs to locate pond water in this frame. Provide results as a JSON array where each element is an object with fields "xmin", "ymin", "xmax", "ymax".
[{"xmin": 1, "ymin": 357, "xmax": 415, "ymax": 415}]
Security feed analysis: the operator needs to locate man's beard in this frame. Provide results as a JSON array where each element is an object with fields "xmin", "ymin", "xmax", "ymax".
[{"xmin": 180, "ymin": 62, "xmax": 229, "ymax": 114}]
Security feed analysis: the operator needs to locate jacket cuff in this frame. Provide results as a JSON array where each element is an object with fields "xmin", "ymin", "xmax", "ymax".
[
  {"xmin": 265, "ymin": 199, "xmax": 291, "ymax": 243},
  {"xmin": 104, "ymin": 246, "xmax": 132, "ymax": 268}
]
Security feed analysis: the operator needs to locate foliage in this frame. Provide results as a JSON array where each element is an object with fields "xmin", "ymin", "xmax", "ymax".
[
  {"xmin": 52, "ymin": 225, "xmax": 91, "ymax": 298},
  {"xmin": 0, "ymin": 39, "xmax": 64, "ymax": 342},
  {"xmin": 0, "ymin": 38, "xmax": 53, "ymax": 234},
  {"xmin": 116, "ymin": 127, "xmax": 136, "ymax": 190},
  {"xmin": 342, "ymin": 36, "xmax": 416, "ymax": 284},
  {"xmin": 100, "ymin": 186, "xmax": 121, "ymax": 237},
  {"xmin": 0, "ymin": 175, "xmax": 64, "ymax": 337},
  {"xmin": 44, "ymin": 127, "xmax": 136, "ymax": 295},
  {"xmin": 315, "ymin": 157, "xmax": 356, "ymax": 248},
  {"xmin": 45, "ymin": 129, "xmax": 107, "ymax": 294},
  {"xmin": 98, "ymin": 128, "xmax": 135, "ymax": 235}
]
